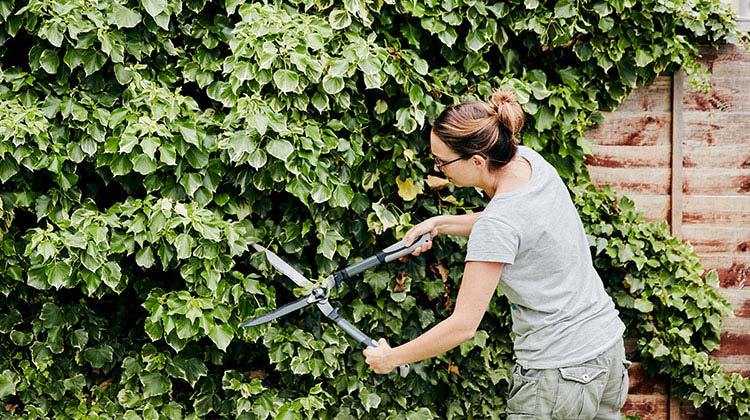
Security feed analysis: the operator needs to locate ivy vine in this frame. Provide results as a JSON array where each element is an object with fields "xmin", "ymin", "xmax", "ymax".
[{"xmin": 0, "ymin": 0, "xmax": 746, "ymax": 418}]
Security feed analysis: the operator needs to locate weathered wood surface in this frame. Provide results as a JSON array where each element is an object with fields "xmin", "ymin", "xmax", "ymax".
[
  {"xmin": 586, "ymin": 43, "xmax": 750, "ymax": 420},
  {"xmin": 622, "ymin": 361, "xmax": 670, "ymax": 420},
  {"xmin": 683, "ymin": 196, "xmax": 750, "ymax": 224},
  {"xmin": 622, "ymin": 193, "xmax": 671, "ymax": 222},
  {"xmin": 684, "ymin": 113, "xmax": 750, "ymax": 147},
  {"xmin": 587, "ymin": 167, "xmax": 671, "ymax": 194},
  {"xmin": 585, "ymin": 145, "xmax": 672, "ymax": 168},
  {"xmin": 585, "ymin": 113, "xmax": 672, "ymax": 146},
  {"xmin": 683, "ymin": 168, "xmax": 750, "ymax": 194},
  {"xmin": 588, "ymin": 167, "xmax": 750, "ymax": 195},
  {"xmin": 711, "ymin": 315, "xmax": 750, "ymax": 376},
  {"xmin": 700, "ymin": 254, "xmax": 750, "ymax": 288},
  {"xmin": 681, "ymin": 225, "xmax": 750, "ymax": 254}
]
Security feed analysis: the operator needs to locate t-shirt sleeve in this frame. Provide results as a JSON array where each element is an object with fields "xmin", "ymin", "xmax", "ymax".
[{"xmin": 465, "ymin": 215, "xmax": 519, "ymax": 264}]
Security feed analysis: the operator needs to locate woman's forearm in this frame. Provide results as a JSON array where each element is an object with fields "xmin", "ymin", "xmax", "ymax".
[
  {"xmin": 388, "ymin": 260, "xmax": 502, "ymax": 366},
  {"xmin": 434, "ymin": 212, "xmax": 482, "ymax": 237},
  {"xmin": 388, "ymin": 315, "xmax": 475, "ymax": 367},
  {"xmin": 404, "ymin": 212, "xmax": 481, "ymax": 249},
  {"xmin": 364, "ymin": 261, "xmax": 504, "ymax": 374}
]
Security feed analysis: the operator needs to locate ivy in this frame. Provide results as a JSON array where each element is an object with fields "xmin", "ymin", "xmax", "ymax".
[{"xmin": 0, "ymin": 0, "xmax": 746, "ymax": 418}]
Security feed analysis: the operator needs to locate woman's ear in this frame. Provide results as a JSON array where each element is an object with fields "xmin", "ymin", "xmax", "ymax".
[{"xmin": 471, "ymin": 154, "xmax": 487, "ymax": 168}]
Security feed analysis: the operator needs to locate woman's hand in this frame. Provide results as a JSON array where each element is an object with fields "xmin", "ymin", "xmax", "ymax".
[
  {"xmin": 363, "ymin": 338, "xmax": 397, "ymax": 374},
  {"xmin": 403, "ymin": 217, "xmax": 440, "ymax": 256}
]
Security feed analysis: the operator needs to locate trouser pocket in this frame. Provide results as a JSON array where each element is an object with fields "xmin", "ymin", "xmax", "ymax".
[
  {"xmin": 507, "ymin": 365, "xmax": 539, "ymax": 416},
  {"xmin": 616, "ymin": 360, "xmax": 632, "ymax": 409},
  {"xmin": 552, "ymin": 363, "xmax": 609, "ymax": 420}
]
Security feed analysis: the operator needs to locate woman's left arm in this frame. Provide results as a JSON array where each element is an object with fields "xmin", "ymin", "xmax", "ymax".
[{"xmin": 364, "ymin": 261, "xmax": 504, "ymax": 373}]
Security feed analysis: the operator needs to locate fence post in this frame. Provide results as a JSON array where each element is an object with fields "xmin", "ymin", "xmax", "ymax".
[{"xmin": 670, "ymin": 71, "xmax": 685, "ymax": 239}]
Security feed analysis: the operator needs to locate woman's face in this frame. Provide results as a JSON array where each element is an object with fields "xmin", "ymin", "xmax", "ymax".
[{"xmin": 430, "ymin": 131, "xmax": 473, "ymax": 187}]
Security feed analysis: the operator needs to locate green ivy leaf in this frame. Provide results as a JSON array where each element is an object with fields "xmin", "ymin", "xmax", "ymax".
[
  {"xmin": 0, "ymin": 1, "xmax": 15, "ymax": 21},
  {"xmin": 70, "ymin": 329, "xmax": 89, "ymax": 350},
  {"xmin": 635, "ymin": 49, "xmax": 654, "ymax": 67},
  {"xmin": 322, "ymin": 75, "xmax": 345, "ymax": 94},
  {"xmin": 136, "ymin": 246, "xmax": 155, "ymax": 268},
  {"xmin": 132, "ymin": 155, "xmax": 158, "ymax": 175},
  {"xmin": 47, "ymin": 261, "xmax": 72, "ymax": 289},
  {"xmin": 357, "ymin": 56, "xmax": 381, "ymax": 75},
  {"xmin": 372, "ymin": 202, "xmax": 398, "ymax": 230},
  {"xmin": 554, "ymin": 0, "xmax": 577, "ymax": 18},
  {"xmin": 273, "ymin": 70, "xmax": 300, "ymax": 93},
  {"xmin": 40, "ymin": 303, "xmax": 63, "ymax": 328},
  {"xmin": 359, "ymin": 388, "xmax": 381, "ymax": 411},
  {"xmin": 174, "ymin": 233, "xmax": 194, "ymax": 260},
  {"xmin": 142, "ymin": 0, "xmax": 167, "ymax": 18},
  {"xmin": 0, "ymin": 158, "xmax": 19, "ymax": 182},
  {"xmin": 84, "ymin": 345, "xmax": 114, "ymax": 369},
  {"xmin": 395, "ymin": 108, "xmax": 417, "ymax": 134},
  {"xmin": 168, "ymin": 357, "xmax": 208, "ymax": 387},
  {"xmin": 0, "ymin": 370, "xmax": 17, "ymax": 399},
  {"xmin": 39, "ymin": 49, "xmax": 59, "ymax": 74},
  {"xmin": 534, "ymin": 106, "xmax": 555, "ymax": 131},
  {"xmin": 267, "ymin": 139, "xmax": 294, "ymax": 161},
  {"xmin": 332, "ymin": 185, "xmax": 354, "ymax": 207},
  {"xmin": 634, "ymin": 298, "xmax": 654, "ymax": 313},
  {"xmin": 144, "ymin": 318, "xmax": 164, "ymax": 341},
  {"xmin": 311, "ymin": 183, "xmax": 332, "ymax": 203},
  {"xmin": 26, "ymin": 265, "xmax": 50, "ymax": 290},
  {"xmin": 140, "ymin": 372, "xmax": 172, "ymax": 398},
  {"xmin": 329, "ymin": 9, "xmax": 352, "ymax": 30},
  {"xmin": 10, "ymin": 331, "xmax": 32, "ymax": 346},
  {"xmin": 208, "ymin": 323, "xmax": 234, "ymax": 351},
  {"xmin": 466, "ymin": 31, "xmax": 486, "ymax": 52},
  {"xmin": 110, "ymin": 4, "xmax": 142, "ymax": 28}
]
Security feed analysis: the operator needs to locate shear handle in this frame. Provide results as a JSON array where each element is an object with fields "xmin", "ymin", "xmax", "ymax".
[
  {"xmin": 326, "ymin": 309, "xmax": 410, "ymax": 377},
  {"xmin": 334, "ymin": 233, "xmax": 431, "ymax": 285},
  {"xmin": 380, "ymin": 232, "xmax": 432, "ymax": 262}
]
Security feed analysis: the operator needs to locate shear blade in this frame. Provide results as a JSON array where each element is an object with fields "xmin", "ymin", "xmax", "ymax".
[
  {"xmin": 240, "ymin": 295, "xmax": 312, "ymax": 327},
  {"xmin": 253, "ymin": 244, "xmax": 315, "ymax": 289}
]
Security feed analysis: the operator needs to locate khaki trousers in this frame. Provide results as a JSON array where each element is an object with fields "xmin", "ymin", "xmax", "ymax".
[{"xmin": 506, "ymin": 338, "xmax": 631, "ymax": 420}]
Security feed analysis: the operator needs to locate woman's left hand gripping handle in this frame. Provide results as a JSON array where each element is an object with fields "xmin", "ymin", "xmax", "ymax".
[{"xmin": 364, "ymin": 338, "xmax": 410, "ymax": 377}]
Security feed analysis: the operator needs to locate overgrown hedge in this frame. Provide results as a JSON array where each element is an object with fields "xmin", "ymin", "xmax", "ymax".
[{"xmin": 1, "ymin": 0, "xmax": 748, "ymax": 418}]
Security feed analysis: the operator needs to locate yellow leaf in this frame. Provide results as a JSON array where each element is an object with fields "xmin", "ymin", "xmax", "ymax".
[
  {"xmin": 425, "ymin": 175, "xmax": 450, "ymax": 190},
  {"xmin": 443, "ymin": 195, "xmax": 459, "ymax": 205},
  {"xmin": 396, "ymin": 176, "xmax": 422, "ymax": 201},
  {"xmin": 448, "ymin": 363, "xmax": 461, "ymax": 376}
]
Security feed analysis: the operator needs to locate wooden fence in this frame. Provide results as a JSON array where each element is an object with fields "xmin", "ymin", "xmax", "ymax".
[{"xmin": 585, "ymin": 43, "xmax": 750, "ymax": 420}]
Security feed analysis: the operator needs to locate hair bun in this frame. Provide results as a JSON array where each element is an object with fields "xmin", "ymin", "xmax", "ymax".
[
  {"xmin": 489, "ymin": 90, "xmax": 516, "ymax": 109},
  {"xmin": 487, "ymin": 90, "xmax": 524, "ymax": 138}
]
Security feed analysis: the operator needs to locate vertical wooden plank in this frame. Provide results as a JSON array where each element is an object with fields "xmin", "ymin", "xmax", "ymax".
[
  {"xmin": 669, "ymin": 71, "xmax": 685, "ymax": 420},
  {"xmin": 669, "ymin": 393, "xmax": 682, "ymax": 420},
  {"xmin": 671, "ymin": 71, "xmax": 684, "ymax": 239}
]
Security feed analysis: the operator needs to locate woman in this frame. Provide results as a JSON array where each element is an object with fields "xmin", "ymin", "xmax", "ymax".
[{"xmin": 363, "ymin": 90, "xmax": 630, "ymax": 419}]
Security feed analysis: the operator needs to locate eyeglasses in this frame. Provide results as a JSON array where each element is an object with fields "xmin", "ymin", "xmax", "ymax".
[{"xmin": 434, "ymin": 156, "xmax": 464, "ymax": 170}]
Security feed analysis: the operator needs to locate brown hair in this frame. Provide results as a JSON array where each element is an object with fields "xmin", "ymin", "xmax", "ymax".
[{"xmin": 431, "ymin": 90, "xmax": 525, "ymax": 170}]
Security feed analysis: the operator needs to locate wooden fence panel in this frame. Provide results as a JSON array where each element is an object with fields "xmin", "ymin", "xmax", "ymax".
[{"xmin": 586, "ymin": 43, "xmax": 750, "ymax": 420}]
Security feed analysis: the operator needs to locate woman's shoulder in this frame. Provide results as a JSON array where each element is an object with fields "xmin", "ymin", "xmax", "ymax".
[
  {"xmin": 517, "ymin": 145, "xmax": 541, "ymax": 160},
  {"xmin": 517, "ymin": 145, "xmax": 555, "ymax": 174}
]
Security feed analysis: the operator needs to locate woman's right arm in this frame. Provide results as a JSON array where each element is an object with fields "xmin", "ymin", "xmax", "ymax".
[
  {"xmin": 404, "ymin": 212, "xmax": 482, "ymax": 254},
  {"xmin": 431, "ymin": 212, "xmax": 482, "ymax": 237}
]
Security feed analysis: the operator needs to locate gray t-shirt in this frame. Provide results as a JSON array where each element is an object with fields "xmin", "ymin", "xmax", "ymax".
[{"xmin": 465, "ymin": 146, "xmax": 625, "ymax": 369}]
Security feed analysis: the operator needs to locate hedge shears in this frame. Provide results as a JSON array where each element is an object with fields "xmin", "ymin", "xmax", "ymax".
[{"xmin": 241, "ymin": 233, "xmax": 431, "ymax": 377}]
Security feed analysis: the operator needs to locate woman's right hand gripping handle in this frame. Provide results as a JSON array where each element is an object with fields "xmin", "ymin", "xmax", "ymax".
[{"xmin": 403, "ymin": 217, "xmax": 440, "ymax": 256}]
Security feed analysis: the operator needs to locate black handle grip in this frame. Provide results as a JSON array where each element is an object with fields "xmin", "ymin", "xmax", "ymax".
[
  {"xmin": 329, "ymin": 311, "xmax": 409, "ymax": 377},
  {"xmin": 381, "ymin": 233, "xmax": 431, "ymax": 262},
  {"xmin": 334, "ymin": 233, "xmax": 432, "ymax": 284}
]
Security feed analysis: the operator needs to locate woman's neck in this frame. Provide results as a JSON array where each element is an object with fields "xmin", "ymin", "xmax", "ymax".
[{"xmin": 482, "ymin": 156, "xmax": 532, "ymax": 197}]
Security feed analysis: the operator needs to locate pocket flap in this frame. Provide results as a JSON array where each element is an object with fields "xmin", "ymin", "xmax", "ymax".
[{"xmin": 558, "ymin": 365, "xmax": 607, "ymax": 384}]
